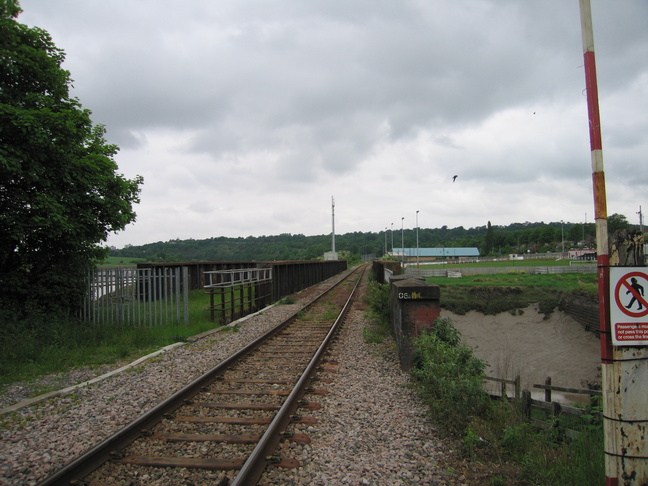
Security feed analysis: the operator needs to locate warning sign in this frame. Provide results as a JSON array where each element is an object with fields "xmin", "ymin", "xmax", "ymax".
[
  {"xmin": 610, "ymin": 268, "xmax": 648, "ymax": 346},
  {"xmin": 614, "ymin": 323, "xmax": 648, "ymax": 342}
]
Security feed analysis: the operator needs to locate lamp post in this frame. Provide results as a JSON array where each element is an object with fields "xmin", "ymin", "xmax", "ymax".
[
  {"xmin": 416, "ymin": 210, "xmax": 420, "ymax": 269},
  {"xmin": 401, "ymin": 217, "xmax": 405, "ymax": 266},
  {"xmin": 561, "ymin": 220, "xmax": 565, "ymax": 254},
  {"xmin": 384, "ymin": 227, "xmax": 387, "ymax": 257},
  {"xmin": 391, "ymin": 223, "xmax": 394, "ymax": 254}
]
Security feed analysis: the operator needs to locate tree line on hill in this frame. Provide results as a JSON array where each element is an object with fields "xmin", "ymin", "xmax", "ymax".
[{"xmin": 109, "ymin": 213, "xmax": 637, "ymax": 263}]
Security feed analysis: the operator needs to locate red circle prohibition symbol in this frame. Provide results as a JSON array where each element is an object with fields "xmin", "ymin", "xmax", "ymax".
[{"xmin": 614, "ymin": 271, "xmax": 648, "ymax": 318}]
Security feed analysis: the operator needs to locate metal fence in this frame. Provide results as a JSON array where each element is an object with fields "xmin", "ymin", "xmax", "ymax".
[
  {"xmin": 406, "ymin": 264, "xmax": 598, "ymax": 278},
  {"xmin": 81, "ymin": 266, "xmax": 189, "ymax": 327},
  {"xmin": 204, "ymin": 267, "xmax": 273, "ymax": 324}
]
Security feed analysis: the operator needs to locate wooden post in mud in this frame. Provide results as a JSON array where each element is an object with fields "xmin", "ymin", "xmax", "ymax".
[{"xmin": 544, "ymin": 376, "xmax": 551, "ymax": 403}]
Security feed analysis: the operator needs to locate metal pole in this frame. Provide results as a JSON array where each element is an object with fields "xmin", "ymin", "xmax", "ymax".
[
  {"xmin": 401, "ymin": 217, "xmax": 405, "ymax": 266},
  {"xmin": 182, "ymin": 267, "xmax": 189, "ymax": 326},
  {"xmin": 416, "ymin": 210, "xmax": 420, "ymax": 269},
  {"xmin": 391, "ymin": 223, "xmax": 394, "ymax": 254},
  {"xmin": 579, "ymin": 2, "xmax": 647, "ymax": 484},
  {"xmin": 638, "ymin": 206, "xmax": 644, "ymax": 233},
  {"xmin": 331, "ymin": 196, "xmax": 336, "ymax": 253},
  {"xmin": 579, "ymin": 1, "xmax": 613, "ymax": 479},
  {"xmin": 384, "ymin": 227, "xmax": 387, "ymax": 257}
]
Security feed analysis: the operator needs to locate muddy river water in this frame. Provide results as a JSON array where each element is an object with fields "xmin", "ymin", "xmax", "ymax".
[{"xmin": 442, "ymin": 305, "xmax": 601, "ymax": 404}]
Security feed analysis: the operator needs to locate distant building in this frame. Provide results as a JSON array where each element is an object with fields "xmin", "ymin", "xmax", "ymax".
[
  {"xmin": 568, "ymin": 249, "xmax": 596, "ymax": 260},
  {"xmin": 391, "ymin": 247, "xmax": 479, "ymax": 263}
]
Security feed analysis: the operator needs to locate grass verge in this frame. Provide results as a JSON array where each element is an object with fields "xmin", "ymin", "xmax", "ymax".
[
  {"xmin": 361, "ymin": 280, "xmax": 391, "ymax": 344},
  {"xmin": 0, "ymin": 290, "xmax": 221, "ymax": 387}
]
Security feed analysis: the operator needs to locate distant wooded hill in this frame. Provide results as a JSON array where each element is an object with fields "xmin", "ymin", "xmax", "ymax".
[{"xmin": 108, "ymin": 214, "xmax": 636, "ymax": 263}]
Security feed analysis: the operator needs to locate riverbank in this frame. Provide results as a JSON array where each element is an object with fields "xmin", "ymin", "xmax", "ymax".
[{"xmin": 442, "ymin": 305, "xmax": 601, "ymax": 401}]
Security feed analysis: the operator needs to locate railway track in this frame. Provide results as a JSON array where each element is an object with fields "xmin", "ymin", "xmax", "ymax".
[{"xmin": 38, "ymin": 265, "xmax": 366, "ymax": 486}]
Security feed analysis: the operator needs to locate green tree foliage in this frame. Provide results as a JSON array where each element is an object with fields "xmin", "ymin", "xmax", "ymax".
[
  {"xmin": 607, "ymin": 212, "xmax": 631, "ymax": 234},
  {"xmin": 108, "ymin": 215, "xmax": 638, "ymax": 263},
  {"xmin": 0, "ymin": 1, "xmax": 143, "ymax": 322}
]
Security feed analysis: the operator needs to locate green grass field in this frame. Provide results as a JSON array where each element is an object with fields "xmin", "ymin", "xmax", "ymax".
[
  {"xmin": 423, "ymin": 272, "xmax": 598, "ymax": 316},
  {"xmin": 98, "ymin": 256, "xmax": 148, "ymax": 267},
  {"xmin": 418, "ymin": 258, "xmax": 592, "ymax": 269}
]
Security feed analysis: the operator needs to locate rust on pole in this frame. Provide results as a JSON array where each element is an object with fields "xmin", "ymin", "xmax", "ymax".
[
  {"xmin": 578, "ymin": 0, "xmax": 615, "ymax": 483},
  {"xmin": 579, "ymin": 2, "xmax": 648, "ymax": 485}
]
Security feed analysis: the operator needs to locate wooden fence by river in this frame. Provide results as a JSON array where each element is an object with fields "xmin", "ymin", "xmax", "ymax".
[{"xmin": 485, "ymin": 375, "xmax": 601, "ymax": 435}]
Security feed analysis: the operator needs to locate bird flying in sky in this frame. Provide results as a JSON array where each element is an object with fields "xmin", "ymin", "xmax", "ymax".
[{"xmin": 452, "ymin": 175, "xmax": 458, "ymax": 182}]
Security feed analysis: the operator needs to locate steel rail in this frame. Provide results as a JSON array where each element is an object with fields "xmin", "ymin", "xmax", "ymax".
[
  {"xmin": 230, "ymin": 265, "xmax": 364, "ymax": 485},
  {"xmin": 37, "ymin": 265, "xmax": 363, "ymax": 486}
]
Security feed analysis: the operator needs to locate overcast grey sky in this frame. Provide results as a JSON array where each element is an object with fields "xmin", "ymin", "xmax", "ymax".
[{"xmin": 18, "ymin": 1, "xmax": 648, "ymax": 248}]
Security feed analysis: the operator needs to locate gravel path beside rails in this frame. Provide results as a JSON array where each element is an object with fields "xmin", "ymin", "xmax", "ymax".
[{"xmin": 0, "ymin": 270, "xmax": 465, "ymax": 485}]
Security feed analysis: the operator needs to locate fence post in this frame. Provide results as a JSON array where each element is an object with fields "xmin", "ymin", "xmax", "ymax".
[
  {"xmin": 175, "ymin": 267, "xmax": 181, "ymax": 323},
  {"xmin": 514, "ymin": 375, "xmax": 521, "ymax": 400},
  {"xmin": 552, "ymin": 401, "xmax": 562, "ymax": 418},
  {"xmin": 522, "ymin": 390, "xmax": 531, "ymax": 420},
  {"xmin": 183, "ymin": 266, "xmax": 189, "ymax": 325},
  {"xmin": 544, "ymin": 376, "xmax": 552, "ymax": 403}
]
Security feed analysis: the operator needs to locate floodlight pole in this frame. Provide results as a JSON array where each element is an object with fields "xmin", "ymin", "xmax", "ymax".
[
  {"xmin": 384, "ymin": 227, "xmax": 388, "ymax": 257},
  {"xmin": 331, "ymin": 196, "xmax": 336, "ymax": 253},
  {"xmin": 401, "ymin": 217, "xmax": 405, "ymax": 266},
  {"xmin": 416, "ymin": 210, "xmax": 420, "ymax": 269}
]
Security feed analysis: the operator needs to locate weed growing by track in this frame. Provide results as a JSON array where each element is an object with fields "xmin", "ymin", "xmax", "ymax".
[
  {"xmin": 362, "ymin": 280, "xmax": 391, "ymax": 344},
  {"xmin": 411, "ymin": 318, "xmax": 489, "ymax": 431}
]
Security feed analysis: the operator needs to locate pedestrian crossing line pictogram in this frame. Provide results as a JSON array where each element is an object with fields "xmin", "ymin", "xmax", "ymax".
[
  {"xmin": 614, "ymin": 271, "xmax": 648, "ymax": 318},
  {"xmin": 610, "ymin": 268, "xmax": 648, "ymax": 346}
]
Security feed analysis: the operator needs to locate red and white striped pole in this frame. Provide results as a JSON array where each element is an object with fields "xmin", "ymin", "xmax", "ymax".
[
  {"xmin": 579, "ymin": 2, "xmax": 648, "ymax": 484},
  {"xmin": 578, "ymin": 0, "xmax": 616, "ymax": 483}
]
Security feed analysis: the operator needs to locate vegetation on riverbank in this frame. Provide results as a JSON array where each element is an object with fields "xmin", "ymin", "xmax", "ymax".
[
  {"xmin": 424, "ymin": 272, "xmax": 598, "ymax": 316},
  {"xmin": 364, "ymin": 276, "xmax": 604, "ymax": 485},
  {"xmin": 413, "ymin": 318, "xmax": 603, "ymax": 485}
]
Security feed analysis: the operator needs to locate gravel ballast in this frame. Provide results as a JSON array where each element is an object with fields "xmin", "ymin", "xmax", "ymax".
[{"xmin": 0, "ymin": 272, "xmax": 461, "ymax": 485}]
